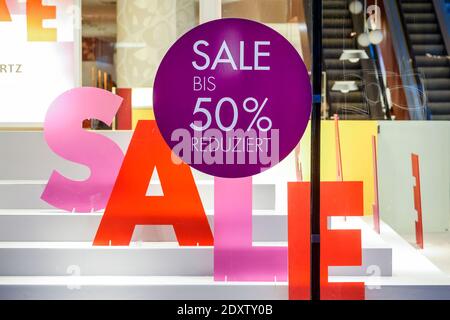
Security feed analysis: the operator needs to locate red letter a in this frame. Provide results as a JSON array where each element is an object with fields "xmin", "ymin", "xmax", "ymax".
[{"xmin": 93, "ymin": 120, "xmax": 213, "ymax": 246}]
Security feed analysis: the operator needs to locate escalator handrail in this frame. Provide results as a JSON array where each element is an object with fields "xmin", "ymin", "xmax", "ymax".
[
  {"xmin": 433, "ymin": 0, "xmax": 450, "ymax": 56},
  {"xmin": 396, "ymin": 0, "xmax": 428, "ymax": 119},
  {"xmin": 370, "ymin": 44, "xmax": 392, "ymax": 120},
  {"xmin": 383, "ymin": 0, "xmax": 426, "ymax": 120}
]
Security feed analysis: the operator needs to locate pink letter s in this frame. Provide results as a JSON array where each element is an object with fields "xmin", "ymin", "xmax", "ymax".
[{"xmin": 41, "ymin": 87, "xmax": 124, "ymax": 212}]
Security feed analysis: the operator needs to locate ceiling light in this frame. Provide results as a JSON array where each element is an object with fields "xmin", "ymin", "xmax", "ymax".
[
  {"xmin": 349, "ymin": 1, "xmax": 363, "ymax": 15},
  {"xmin": 332, "ymin": 81, "xmax": 359, "ymax": 94},
  {"xmin": 357, "ymin": 33, "xmax": 371, "ymax": 47},
  {"xmin": 369, "ymin": 30, "xmax": 384, "ymax": 45},
  {"xmin": 339, "ymin": 49, "xmax": 369, "ymax": 63}
]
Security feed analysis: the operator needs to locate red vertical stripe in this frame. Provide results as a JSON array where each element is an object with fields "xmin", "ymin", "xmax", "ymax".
[{"xmin": 116, "ymin": 88, "xmax": 132, "ymax": 130}]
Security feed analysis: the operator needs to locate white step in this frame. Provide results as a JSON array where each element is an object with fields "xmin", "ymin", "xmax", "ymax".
[
  {"xmin": 0, "ymin": 182, "xmax": 276, "ymax": 211},
  {"xmin": 0, "ymin": 210, "xmax": 285, "ymax": 242},
  {"xmin": 1, "ymin": 276, "xmax": 450, "ymax": 300},
  {"xmin": 0, "ymin": 213, "xmax": 393, "ymax": 276},
  {"xmin": 337, "ymin": 275, "xmax": 450, "ymax": 300},
  {"xmin": 0, "ymin": 276, "xmax": 287, "ymax": 300},
  {"xmin": 0, "ymin": 240, "xmax": 391, "ymax": 277},
  {"xmin": 0, "ymin": 242, "xmax": 212, "ymax": 277}
]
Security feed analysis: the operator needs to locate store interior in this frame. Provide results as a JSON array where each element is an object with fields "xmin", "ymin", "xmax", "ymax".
[{"xmin": 0, "ymin": 0, "xmax": 449, "ymax": 299}]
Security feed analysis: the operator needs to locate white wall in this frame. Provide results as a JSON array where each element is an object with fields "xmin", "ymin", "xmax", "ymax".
[{"xmin": 378, "ymin": 121, "xmax": 450, "ymax": 234}]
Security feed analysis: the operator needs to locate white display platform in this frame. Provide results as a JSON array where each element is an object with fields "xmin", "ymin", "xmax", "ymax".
[
  {"xmin": 0, "ymin": 276, "xmax": 287, "ymax": 300},
  {"xmin": 0, "ymin": 130, "xmax": 449, "ymax": 299},
  {"xmin": 0, "ymin": 210, "xmax": 392, "ymax": 277},
  {"xmin": 1, "ymin": 215, "xmax": 449, "ymax": 300},
  {"xmin": 0, "ymin": 215, "xmax": 446, "ymax": 300},
  {"xmin": 333, "ymin": 217, "xmax": 450, "ymax": 300},
  {"xmin": 401, "ymin": 232, "xmax": 450, "ymax": 275}
]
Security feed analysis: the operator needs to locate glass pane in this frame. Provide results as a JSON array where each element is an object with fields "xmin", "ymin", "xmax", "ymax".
[
  {"xmin": 0, "ymin": 0, "xmax": 448, "ymax": 303},
  {"xmin": 315, "ymin": 0, "xmax": 450, "ymax": 300}
]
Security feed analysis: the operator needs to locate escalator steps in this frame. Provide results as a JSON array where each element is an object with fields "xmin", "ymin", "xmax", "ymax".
[
  {"xmin": 423, "ymin": 78, "xmax": 450, "ymax": 90},
  {"xmin": 413, "ymin": 45, "xmax": 446, "ymax": 56},
  {"xmin": 406, "ymin": 23, "xmax": 439, "ymax": 33},
  {"xmin": 428, "ymin": 103, "xmax": 450, "ymax": 115},
  {"xmin": 323, "ymin": 1, "xmax": 347, "ymax": 10},
  {"xmin": 400, "ymin": 0, "xmax": 450, "ymax": 119},
  {"xmin": 415, "ymin": 56, "xmax": 450, "ymax": 67},
  {"xmin": 323, "ymin": 0, "xmax": 371, "ymax": 119}
]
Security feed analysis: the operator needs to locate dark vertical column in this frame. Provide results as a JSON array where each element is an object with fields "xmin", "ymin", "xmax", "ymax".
[{"xmin": 310, "ymin": 0, "xmax": 322, "ymax": 301}]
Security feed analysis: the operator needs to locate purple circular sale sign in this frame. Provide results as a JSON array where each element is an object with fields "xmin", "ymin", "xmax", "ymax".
[{"xmin": 153, "ymin": 18, "xmax": 311, "ymax": 178}]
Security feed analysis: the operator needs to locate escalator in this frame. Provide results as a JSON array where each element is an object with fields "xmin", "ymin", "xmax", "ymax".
[
  {"xmin": 397, "ymin": 0, "xmax": 450, "ymax": 120},
  {"xmin": 322, "ymin": 0, "xmax": 386, "ymax": 120}
]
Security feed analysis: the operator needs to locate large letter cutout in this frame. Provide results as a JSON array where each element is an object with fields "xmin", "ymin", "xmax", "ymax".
[
  {"xmin": 288, "ymin": 182, "xmax": 310, "ymax": 299},
  {"xmin": 94, "ymin": 120, "xmax": 213, "ymax": 246},
  {"xmin": 41, "ymin": 87, "xmax": 124, "ymax": 212},
  {"xmin": 0, "ymin": 0, "xmax": 11, "ymax": 21},
  {"xmin": 27, "ymin": 0, "xmax": 56, "ymax": 41},
  {"xmin": 288, "ymin": 181, "xmax": 365, "ymax": 300},
  {"xmin": 214, "ymin": 177, "xmax": 287, "ymax": 281}
]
